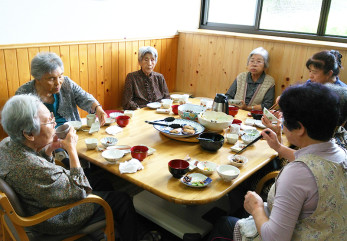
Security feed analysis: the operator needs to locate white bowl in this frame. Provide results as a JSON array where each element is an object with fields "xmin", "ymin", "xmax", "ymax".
[
  {"xmin": 217, "ymin": 165, "xmax": 240, "ymax": 182},
  {"xmin": 178, "ymin": 103, "xmax": 206, "ymax": 121},
  {"xmin": 241, "ymin": 131, "xmax": 260, "ymax": 144},
  {"xmin": 228, "ymin": 155, "xmax": 248, "ymax": 167},
  {"xmin": 104, "ymin": 117, "xmax": 115, "ymax": 126},
  {"xmin": 102, "ymin": 149, "xmax": 124, "ymax": 163},
  {"xmin": 85, "ymin": 138, "xmax": 98, "ymax": 150},
  {"xmin": 170, "ymin": 94, "xmax": 182, "ymax": 102},
  {"xmin": 100, "ymin": 137, "xmax": 118, "ymax": 147},
  {"xmin": 68, "ymin": 121, "xmax": 82, "ymax": 130},
  {"xmin": 197, "ymin": 161, "xmax": 217, "ymax": 175},
  {"xmin": 109, "ymin": 112, "xmax": 124, "ymax": 119},
  {"xmin": 198, "ymin": 111, "xmax": 233, "ymax": 131},
  {"xmin": 226, "ymin": 133, "xmax": 239, "ymax": 144}
]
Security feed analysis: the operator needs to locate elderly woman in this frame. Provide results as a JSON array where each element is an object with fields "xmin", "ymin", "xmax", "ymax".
[
  {"xmin": 15, "ymin": 52, "xmax": 107, "ymax": 126},
  {"xmin": 122, "ymin": 46, "xmax": 170, "ymax": 110},
  {"xmin": 306, "ymin": 50, "xmax": 347, "ymax": 87},
  {"xmin": 226, "ymin": 47, "xmax": 275, "ymax": 111},
  {"xmin": 209, "ymin": 83, "xmax": 346, "ymax": 241},
  {"xmin": 0, "ymin": 95, "xmax": 139, "ymax": 240}
]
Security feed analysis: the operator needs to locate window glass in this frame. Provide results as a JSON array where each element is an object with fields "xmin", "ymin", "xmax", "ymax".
[
  {"xmin": 208, "ymin": 0, "xmax": 258, "ymax": 25},
  {"xmin": 260, "ymin": 0, "xmax": 322, "ymax": 34},
  {"xmin": 326, "ymin": 0, "xmax": 347, "ymax": 37}
]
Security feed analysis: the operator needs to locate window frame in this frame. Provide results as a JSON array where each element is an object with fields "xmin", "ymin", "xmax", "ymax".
[{"xmin": 200, "ymin": 0, "xmax": 347, "ymax": 43}]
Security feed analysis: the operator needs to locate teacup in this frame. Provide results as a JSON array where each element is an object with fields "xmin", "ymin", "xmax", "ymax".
[
  {"xmin": 171, "ymin": 105, "xmax": 179, "ymax": 115},
  {"xmin": 226, "ymin": 133, "xmax": 238, "ymax": 144},
  {"xmin": 229, "ymin": 124, "xmax": 241, "ymax": 134},
  {"xmin": 161, "ymin": 99, "xmax": 173, "ymax": 109},
  {"xmin": 56, "ymin": 123, "xmax": 71, "ymax": 139},
  {"xmin": 86, "ymin": 114, "xmax": 96, "ymax": 127},
  {"xmin": 178, "ymin": 94, "xmax": 189, "ymax": 105}
]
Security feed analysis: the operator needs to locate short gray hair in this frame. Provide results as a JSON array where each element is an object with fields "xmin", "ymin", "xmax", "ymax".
[
  {"xmin": 1, "ymin": 95, "xmax": 42, "ymax": 143},
  {"xmin": 325, "ymin": 83, "xmax": 347, "ymax": 125},
  {"xmin": 247, "ymin": 47, "xmax": 270, "ymax": 68},
  {"xmin": 31, "ymin": 52, "xmax": 64, "ymax": 80},
  {"xmin": 138, "ymin": 46, "xmax": 158, "ymax": 62}
]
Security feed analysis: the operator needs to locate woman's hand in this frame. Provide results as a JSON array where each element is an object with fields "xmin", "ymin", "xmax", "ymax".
[
  {"xmin": 237, "ymin": 100, "xmax": 247, "ymax": 110},
  {"xmin": 60, "ymin": 127, "xmax": 78, "ymax": 154},
  {"xmin": 45, "ymin": 135, "xmax": 62, "ymax": 156},
  {"xmin": 244, "ymin": 191, "xmax": 264, "ymax": 215},
  {"xmin": 261, "ymin": 114, "xmax": 282, "ymax": 139},
  {"xmin": 96, "ymin": 106, "xmax": 107, "ymax": 126},
  {"xmin": 261, "ymin": 128, "xmax": 282, "ymax": 152}
]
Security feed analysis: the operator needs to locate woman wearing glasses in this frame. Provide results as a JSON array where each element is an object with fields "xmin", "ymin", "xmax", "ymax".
[
  {"xmin": 15, "ymin": 52, "xmax": 107, "ymax": 127},
  {"xmin": 0, "ymin": 95, "xmax": 139, "ymax": 241},
  {"xmin": 226, "ymin": 47, "xmax": 275, "ymax": 111}
]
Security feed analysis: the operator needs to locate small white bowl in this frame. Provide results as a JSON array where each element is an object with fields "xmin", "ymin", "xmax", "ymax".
[
  {"xmin": 197, "ymin": 161, "xmax": 217, "ymax": 175},
  {"xmin": 217, "ymin": 165, "xmax": 240, "ymax": 182},
  {"xmin": 100, "ymin": 137, "xmax": 118, "ymax": 147},
  {"xmin": 226, "ymin": 133, "xmax": 239, "ymax": 144},
  {"xmin": 170, "ymin": 94, "xmax": 182, "ymax": 102},
  {"xmin": 104, "ymin": 117, "xmax": 115, "ymax": 126},
  {"xmin": 102, "ymin": 149, "xmax": 124, "ymax": 163},
  {"xmin": 228, "ymin": 155, "xmax": 248, "ymax": 167},
  {"xmin": 109, "ymin": 112, "xmax": 124, "ymax": 119},
  {"xmin": 68, "ymin": 121, "xmax": 82, "ymax": 130},
  {"xmin": 85, "ymin": 138, "xmax": 98, "ymax": 150}
]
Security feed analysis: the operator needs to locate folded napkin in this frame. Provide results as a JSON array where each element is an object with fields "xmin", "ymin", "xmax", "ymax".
[
  {"xmin": 119, "ymin": 158, "xmax": 144, "ymax": 174},
  {"xmin": 106, "ymin": 126, "xmax": 123, "ymax": 135}
]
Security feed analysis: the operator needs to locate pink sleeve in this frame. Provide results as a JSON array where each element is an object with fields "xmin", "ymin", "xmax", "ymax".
[{"xmin": 260, "ymin": 162, "xmax": 318, "ymax": 241}]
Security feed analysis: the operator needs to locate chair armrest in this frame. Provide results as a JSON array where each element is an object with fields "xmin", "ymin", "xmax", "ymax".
[{"xmin": 255, "ymin": 171, "xmax": 280, "ymax": 195}]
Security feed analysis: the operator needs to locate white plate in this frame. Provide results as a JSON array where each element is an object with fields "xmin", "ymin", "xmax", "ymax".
[
  {"xmin": 147, "ymin": 102, "xmax": 161, "ymax": 109},
  {"xmin": 153, "ymin": 119, "xmax": 205, "ymax": 138},
  {"xmin": 181, "ymin": 173, "xmax": 212, "ymax": 188},
  {"xmin": 254, "ymin": 120, "xmax": 266, "ymax": 129},
  {"xmin": 109, "ymin": 112, "xmax": 124, "ymax": 119},
  {"xmin": 107, "ymin": 145, "xmax": 131, "ymax": 154},
  {"xmin": 230, "ymin": 141, "xmax": 247, "ymax": 152},
  {"xmin": 244, "ymin": 118, "xmax": 256, "ymax": 126},
  {"xmin": 89, "ymin": 122, "xmax": 100, "ymax": 134},
  {"xmin": 156, "ymin": 108, "xmax": 171, "ymax": 114},
  {"xmin": 228, "ymin": 154, "xmax": 248, "ymax": 167}
]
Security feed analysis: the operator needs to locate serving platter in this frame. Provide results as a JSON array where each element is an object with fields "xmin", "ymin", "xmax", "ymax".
[
  {"xmin": 153, "ymin": 119, "xmax": 204, "ymax": 138},
  {"xmin": 180, "ymin": 173, "xmax": 212, "ymax": 188}
]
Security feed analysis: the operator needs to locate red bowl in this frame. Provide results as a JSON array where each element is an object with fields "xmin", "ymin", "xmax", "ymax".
[
  {"xmin": 131, "ymin": 145, "xmax": 148, "ymax": 161},
  {"xmin": 250, "ymin": 110, "xmax": 263, "ymax": 120},
  {"xmin": 232, "ymin": 119, "xmax": 242, "ymax": 125},
  {"xmin": 117, "ymin": 115, "xmax": 130, "ymax": 127},
  {"xmin": 171, "ymin": 105, "xmax": 179, "ymax": 115},
  {"xmin": 228, "ymin": 106, "xmax": 239, "ymax": 116},
  {"xmin": 168, "ymin": 159, "xmax": 190, "ymax": 178}
]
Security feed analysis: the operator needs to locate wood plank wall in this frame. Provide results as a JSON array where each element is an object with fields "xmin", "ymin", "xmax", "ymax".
[
  {"xmin": 176, "ymin": 31, "xmax": 347, "ymax": 99},
  {"xmin": 0, "ymin": 36, "xmax": 178, "ymax": 139}
]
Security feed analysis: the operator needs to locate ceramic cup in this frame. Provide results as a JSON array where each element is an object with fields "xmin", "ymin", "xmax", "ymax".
[
  {"xmin": 229, "ymin": 124, "xmax": 241, "ymax": 134},
  {"xmin": 178, "ymin": 94, "xmax": 189, "ymax": 105},
  {"xmin": 86, "ymin": 114, "xmax": 96, "ymax": 127},
  {"xmin": 161, "ymin": 99, "xmax": 173, "ymax": 109},
  {"xmin": 56, "ymin": 123, "xmax": 71, "ymax": 139},
  {"xmin": 226, "ymin": 133, "xmax": 239, "ymax": 144}
]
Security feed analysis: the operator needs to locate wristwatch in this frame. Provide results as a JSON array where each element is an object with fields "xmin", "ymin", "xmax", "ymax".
[{"xmin": 251, "ymin": 106, "xmax": 254, "ymax": 111}]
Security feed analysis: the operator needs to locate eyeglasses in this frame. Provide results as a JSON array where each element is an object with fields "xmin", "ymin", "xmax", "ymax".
[
  {"xmin": 41, "ymin": 112, "xmax": 56, "ymax": 126},
  {"xmin": 249, "ymin": 60, "xmax": 264, "ymax": 65}
]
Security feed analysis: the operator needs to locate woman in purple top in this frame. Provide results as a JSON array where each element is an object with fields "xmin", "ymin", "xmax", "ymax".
[
  {"xmin": 306, "ymin": 49, "xmax": 347, "ymax": 87},
  {"xmin": 208, "ymin": 83, "xmax": 347, "ymax": 241}
]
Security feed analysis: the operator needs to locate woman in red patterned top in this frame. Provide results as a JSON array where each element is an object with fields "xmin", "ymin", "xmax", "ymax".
[{"xmin": 122, "ymin": 46, "xmax": 170, "ymax": 110}]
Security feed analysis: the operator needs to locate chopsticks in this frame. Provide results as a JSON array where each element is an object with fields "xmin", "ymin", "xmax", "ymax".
[
  {"xmin": 269, "ymin": 102, "xmax": 279, "ymax": 111},
  {"xmin": 233, "ymin": 131, "xmax": 270, "ymax": 156}
]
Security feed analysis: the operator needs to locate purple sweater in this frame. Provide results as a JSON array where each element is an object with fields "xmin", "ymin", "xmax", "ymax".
[{"xmin": 260, "ymin": 141, "xmax": 346, "ymax": 241}]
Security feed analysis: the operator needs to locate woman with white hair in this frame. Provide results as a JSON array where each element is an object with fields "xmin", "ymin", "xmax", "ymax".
[
  {"xmin": 122, "ymin": 46, "xmax": 170, "ymax": 110},
  {"xmin": 0, "ymin": 95, "xmax": 139, "ymax": 240},
  {"xmin": 226, "ymin": 47, "xmax": 275, "ymax": 111},
  {"xmin": 16, "ymin": 52, "xmax": 107, "ymax": 126}
]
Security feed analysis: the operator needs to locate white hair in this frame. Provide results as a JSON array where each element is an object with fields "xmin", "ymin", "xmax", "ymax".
[
  {"xmin": 1, "ymin": 95, "xmax": 42, "ymax": 143},
  {"xmin": 138, "ymin": 46, "xmax": 158, "ymax": 62}
]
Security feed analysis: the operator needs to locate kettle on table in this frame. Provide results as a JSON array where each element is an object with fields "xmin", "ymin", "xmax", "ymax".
[{"xmin": 212, "ymin": 93, "xmax": 229, "ymax": 114}]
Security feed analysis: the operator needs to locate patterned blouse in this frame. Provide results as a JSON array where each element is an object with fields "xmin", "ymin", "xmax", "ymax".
[
  {"xmin": 122, "ymin": 69, "xmax": 170, "ymax": 110},
  {"xmin": 15, "ymin": 77, "xmax": 99, "ymax": 122},
  {"xmin": 0, "ymin": 137, "xmax": 94, "ymax": 235}
]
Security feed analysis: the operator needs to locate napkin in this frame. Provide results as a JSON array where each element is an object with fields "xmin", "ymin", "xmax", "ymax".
[
  {"xmin": 106, "ymin": 126, "xmax": 123, "ymax": 135},
  {"xmin": 119, "ymin": 158, "xmax": 144, "ymax": 174}
]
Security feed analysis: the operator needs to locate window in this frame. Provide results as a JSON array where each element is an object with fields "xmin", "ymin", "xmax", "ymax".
[{"xmin": 200, "ymin": 0, "xmax": 347, "ymax": 42}]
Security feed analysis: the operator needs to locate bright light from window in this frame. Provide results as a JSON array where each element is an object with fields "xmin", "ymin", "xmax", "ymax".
[
  {"xmin": 260, "ymin": 0, "xmax": 322, "ymax": 34},
  {"xmin": 326, "ymin": 0, "xmax": 347, "ymax": 37},
  {"xmin": 208, "ymin": 0, "xmax": 258, "ymax": 25}
]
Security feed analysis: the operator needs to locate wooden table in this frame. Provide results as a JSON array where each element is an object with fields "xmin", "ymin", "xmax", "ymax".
[{"xmin": 76, "ymin": 99, "xmax": 280, "ymax": 205}]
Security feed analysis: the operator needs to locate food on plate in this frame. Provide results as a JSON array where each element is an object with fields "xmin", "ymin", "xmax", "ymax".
[
  {"xmin": 183, "ymin": 125, "xmax": 195, "ymax": 130},
  {"xmin": 232, "ymin": 158, "xmax": 244, "ymax": 164},
  {"xmin": 170, "ymin": 128, "xmax": 182, "ymax": 134},
  {"xmin": 182, "ymin": 128, "xmax": 195, "ymax": 135}
]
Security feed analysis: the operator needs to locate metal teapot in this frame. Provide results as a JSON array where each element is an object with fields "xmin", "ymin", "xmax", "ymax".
[{"xmin": 212, "ymin": 93, "xmax": 229, "ymax": 114}]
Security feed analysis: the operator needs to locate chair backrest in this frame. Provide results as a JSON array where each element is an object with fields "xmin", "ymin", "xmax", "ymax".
[{"xmin": 0, "ymin": 178, "xmax": 25, "ymax": 216}]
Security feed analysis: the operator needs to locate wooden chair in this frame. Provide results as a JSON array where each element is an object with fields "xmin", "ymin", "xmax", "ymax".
[
  {"xmin": 0, "ymin": 178, "xmax": 115, "ymax": 241},
  {"xmin": 255, "ymin": 171, "xmax": 280, "ymax": 195}
]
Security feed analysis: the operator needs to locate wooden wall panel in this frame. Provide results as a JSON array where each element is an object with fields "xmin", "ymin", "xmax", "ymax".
[
  {"xmin": 0, "ymin": 36, "xmax": 179, "ymax": 139},
  {"xmin": 176, "ymin": 32, "xmax": 347, "ymax": 99}
]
